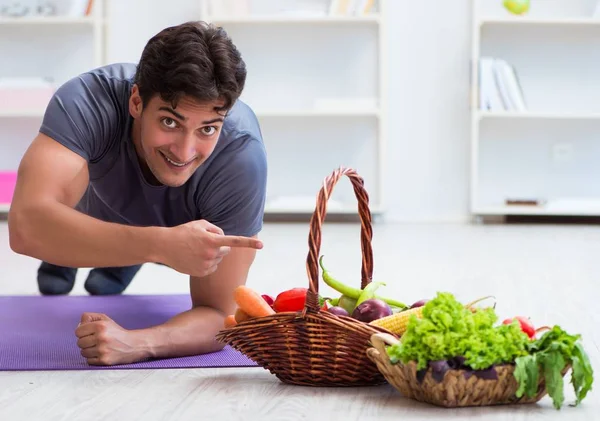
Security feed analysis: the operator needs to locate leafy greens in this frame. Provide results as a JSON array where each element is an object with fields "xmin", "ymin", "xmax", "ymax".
[
  {"xmin": 385, "ymin": 292, "xmax": 594, "ymax": 409},
  {"xmin": 514, "ymin": 326, "xmax": 594, "ymax": 409},
  {"xmin": 386, "ymin": 292, "xmax": 530, "ymax": 370}
]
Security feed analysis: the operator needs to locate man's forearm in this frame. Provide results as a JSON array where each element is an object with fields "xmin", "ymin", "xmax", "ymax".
[
  {"xmin": 9, "ymin": 201, "xmax": 162, "ymax": 268},
  {"xmin": 139, "ymin": 307, "xmax": 227, "ymax": 359}
]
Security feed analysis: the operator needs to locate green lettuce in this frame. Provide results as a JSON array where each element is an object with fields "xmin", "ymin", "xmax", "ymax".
[
  {"xmin": 385, "ymin": 292, "xmax": 594, "ymax": 409},
  {"xmin": 386, "ymin": 292, "xmax": 529, "ymax": 370}
]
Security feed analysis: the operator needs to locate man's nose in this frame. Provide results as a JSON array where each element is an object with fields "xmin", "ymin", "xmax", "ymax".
[{"xmin": 171, "ymin": 134, "xmax": 197, "ymax": 162}]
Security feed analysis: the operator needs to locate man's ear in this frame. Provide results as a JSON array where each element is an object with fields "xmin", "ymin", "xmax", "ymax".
[{"xmin": 129, "ymin": 84, "xmax": 143, "ymax": 118}]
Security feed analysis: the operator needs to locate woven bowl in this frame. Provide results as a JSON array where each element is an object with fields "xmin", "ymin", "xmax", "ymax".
[
  {"xmin": 367, "ymin": 333, "xmax": 566, "ymax": 408},
  {"xmin": 216, "ymin": 167, "xmax": 393, "ymax": 387}
]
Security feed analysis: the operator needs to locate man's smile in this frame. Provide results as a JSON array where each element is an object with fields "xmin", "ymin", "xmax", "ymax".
[{"xmin": 159, "ymin": 151, "xmax": 195, "ymax": 168}]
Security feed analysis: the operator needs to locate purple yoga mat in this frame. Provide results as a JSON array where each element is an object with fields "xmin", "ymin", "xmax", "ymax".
[{"xmin": 0, "ymin": 294, "xmax": 258, "ymax": 371}]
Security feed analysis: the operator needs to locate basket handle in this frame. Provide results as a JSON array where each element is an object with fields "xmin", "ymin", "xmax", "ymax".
[
  {"xmin": 304, "ymin": 166, "xmax": 374, "ymax": 312},
  {"xmin": 370, "ymin": 333, "xmax": 400, "ymax": 355}
]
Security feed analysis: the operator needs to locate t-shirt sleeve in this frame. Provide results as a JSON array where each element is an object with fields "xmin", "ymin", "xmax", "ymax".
[
  {"xmin": 197, "ymin": 134, "xmax": 267, "ymax": 237},
  {"xmin": 39, "ymin": 72, "xmax": 119, "ymax": 163}
]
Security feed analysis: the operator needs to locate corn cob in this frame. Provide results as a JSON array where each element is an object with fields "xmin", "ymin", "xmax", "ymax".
[{"xmin": 369, "ymin": 306, "xmax": 424, "ymax": 335}]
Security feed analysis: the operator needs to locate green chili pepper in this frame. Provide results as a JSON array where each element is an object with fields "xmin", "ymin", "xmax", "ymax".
[
  {"xmin": 319, "ymin": 255, "xmax": 408, "ymax": 310},
  {"xmin": 319, "ymin": 255, "xmax": 362, "ymax": 297},
  {"xmin": 382, "ymin": 297, "xmax": 408, "ymax": 309},
  {"xmin": 355, "ymin": 281, "xmax": 385, "ymax": 307}
]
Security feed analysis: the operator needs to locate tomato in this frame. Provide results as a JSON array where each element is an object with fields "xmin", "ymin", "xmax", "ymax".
[
  {"xmin": 273, "ymin": 288, "xmax": 308, "ymax": 313},
  {"xmin": 503, "ymin": 316, "xmax": 535, "ymax": 338}
]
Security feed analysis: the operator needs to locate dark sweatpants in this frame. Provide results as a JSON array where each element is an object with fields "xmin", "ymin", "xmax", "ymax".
[{"xmin": 37, "ymin": 261, "xmax": 142, "ymax": 295}]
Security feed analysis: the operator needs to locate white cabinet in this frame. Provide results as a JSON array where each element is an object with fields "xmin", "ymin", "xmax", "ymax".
[
  {"xmin": 471, "ymin": 0, "xmax": 600, "ymax": 217},
  {"xmin": 201, "ymin": 0, "xmax": 386, "ymax": 216},
  {"xmin": 0, "ymin": 0, "xmax": 106, "ymax": 211}
]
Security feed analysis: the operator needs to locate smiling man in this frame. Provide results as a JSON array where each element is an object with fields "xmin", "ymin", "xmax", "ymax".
[{"xmin": 8, "ymin": 21, "xmax": 267, "ymax": 365}]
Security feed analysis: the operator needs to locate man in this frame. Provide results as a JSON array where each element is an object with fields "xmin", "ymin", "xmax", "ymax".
[{"xmin": 7, "ymin": 21, "xmax": 267, "ymax": 366}]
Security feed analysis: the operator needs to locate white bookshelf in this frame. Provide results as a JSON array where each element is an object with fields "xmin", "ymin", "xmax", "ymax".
[
  {"xmin": 255, "ymin": 108, "xmax": 380, "ymax": 117},
  {"xmin": 0, "ymin": 16, "xmax": 96, "ymax": 24},
  {"xmin": 477, "ymin": 16, "xmax": 600, "ymax": 26},
  {"xmin": 207, "ymin": 14, "xmax": 380, "ymax": 24},
  {"xmin": 478, "ymin": 111, "xmax": 600, "ymax": 120},
  {"xmin": 0, "ymin": 0, "xmax": 107, "ymax": 213},
  {"xmin": 201, "ymin": 0, "xmax": 386, "ymax": 217},
  {"xmin": 470, "ymin": 0, "xmax": 600, "ymax": 218}
]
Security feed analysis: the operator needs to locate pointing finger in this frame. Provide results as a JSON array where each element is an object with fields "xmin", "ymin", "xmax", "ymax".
[{"xmin": 212, "ymin": 235, "xmax": 263, "ymax": 249}]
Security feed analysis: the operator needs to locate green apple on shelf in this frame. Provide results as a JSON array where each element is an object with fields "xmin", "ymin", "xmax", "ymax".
[{"xmin": 503, "ymin": 0, "xmax": 530, "ymax": 15}]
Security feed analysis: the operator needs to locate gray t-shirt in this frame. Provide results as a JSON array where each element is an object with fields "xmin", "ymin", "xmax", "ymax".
[{"xmin": 39, "ymin": 63, "xmax": 267, "ymax": 237}]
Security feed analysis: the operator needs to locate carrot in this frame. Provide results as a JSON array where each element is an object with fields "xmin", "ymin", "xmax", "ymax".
[
  {"xmin": 224, "ymin": 315, "xmax": 237, "ymax": 328},
  {"xmin": 235, "ymin": 308, "xmax": 252, "ymax": 323},
  {"xmin": 234, "ymin": 285, "xmax": 276, "ymax": 318}
]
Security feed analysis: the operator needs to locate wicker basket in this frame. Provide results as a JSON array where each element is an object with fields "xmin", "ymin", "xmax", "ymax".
[
  {"xmin": 367, "ymin": 333, "xmax": 568, "ymax": 408},
  {"xmin": 215, "ymin": 166, "xmax": 393, "ymax": 387}
]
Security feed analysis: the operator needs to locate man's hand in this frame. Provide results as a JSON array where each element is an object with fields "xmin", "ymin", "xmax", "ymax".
[
  {"xmin": 159, "ymin": 220, "xmax": 263, "ymax": 277},
  {"xmin": 72, "ymin": 232, "xmax": 261, "ymax": 366},
  {"xmin": 126, "ymin": 240, "xmax": 260, "ymax": 360},
  {"xmin": 75, "ymin": 313, "xmax": 150, "ymax": 366}
]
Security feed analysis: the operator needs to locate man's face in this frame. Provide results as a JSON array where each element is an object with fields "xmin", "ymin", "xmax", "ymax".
[{"xmin": 129, "ymin": 85, "xmax": 225, "ymax": 187}]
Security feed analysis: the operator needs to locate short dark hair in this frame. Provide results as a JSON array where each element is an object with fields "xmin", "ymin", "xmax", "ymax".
[{"xmin": 134, "ymin": 21, "xmax": 246, "ymax": 114}]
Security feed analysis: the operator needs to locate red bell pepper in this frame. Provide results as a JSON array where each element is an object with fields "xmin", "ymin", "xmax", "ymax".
[{"xmin": 273, "ymin": 288, "xmax": 308, "ymax": 313}]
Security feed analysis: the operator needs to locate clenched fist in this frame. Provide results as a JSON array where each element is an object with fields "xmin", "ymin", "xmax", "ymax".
[
  {"xmin": 75, "ymin": 312, "xmax": 150, "ymax": 366},
  {"xmin": 158, "ymin": 219, "xmax": 263, "ymax": 277}
]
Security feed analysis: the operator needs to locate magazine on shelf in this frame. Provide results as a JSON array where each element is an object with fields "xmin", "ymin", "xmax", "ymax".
[{"xmin": 478, "ymin": 56, "xmax": 527, "ymax": 112}]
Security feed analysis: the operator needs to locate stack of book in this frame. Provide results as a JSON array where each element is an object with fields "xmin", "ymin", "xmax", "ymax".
[{"xmin": 479, "ymin": 57, "xmax": 527, "ymax": 112}]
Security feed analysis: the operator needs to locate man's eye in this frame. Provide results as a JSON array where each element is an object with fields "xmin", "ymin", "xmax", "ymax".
[
  {"xmin": 202, "ymin": 126, "xmax": 217, "ymax": 136},
  {"xmin": 162, "ymin": 118, "xmax": 177, "ymax": 129}
]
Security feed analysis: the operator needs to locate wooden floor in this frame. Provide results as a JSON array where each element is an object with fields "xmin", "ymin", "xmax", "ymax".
[{"xmin": 0, "ymin": 220, "xmax": 598, "ymax": 420}]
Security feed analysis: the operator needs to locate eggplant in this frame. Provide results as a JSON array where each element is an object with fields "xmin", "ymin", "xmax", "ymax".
[
  {"xmin": 462, "ymin": 366, "xmax": 498, "ymax": 381},
  {"xmin": 428, "ymin": 360, "xmax": 450, "ymax": 383},
  {"xmin": 327, "ymin": 306, "xmax": 350, "ymax": 317},
  {"xmin": 447, "ymin": 356, "xmax": 466, "ymax": 369},
  {"xmin": 351, "ymin": 298, "xmax": 392, "ymax": 323},
  {"xmin": 410, "ymin": 299, "xmax": 429, "ymax": 308},
  {"xmin": 473, "ymin": 367, "xmax": 498, "ymax": 380},
  {"xmin": 416, "ymin": 368, "xmax": 427, "ymax": 384}
]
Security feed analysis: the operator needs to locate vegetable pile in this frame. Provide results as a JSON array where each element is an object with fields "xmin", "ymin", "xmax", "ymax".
[
  {"xmin": 317, "ymin": 256, "xmax": 410, "ymax": 323},
  {"xmin": 385, "ymin": 292, "xmax": 594, "ymax": 409},
  {"xmin": 223, "ymin": 285, "xmax": 276, "ymax": 328},
  {"xmin": 222, "ymin": 255, "xmax": 411, "ymax": 327}
]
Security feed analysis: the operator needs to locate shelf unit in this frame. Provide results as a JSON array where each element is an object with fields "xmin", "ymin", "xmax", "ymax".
[
  {"xmin": 205, "ymin": 14, "xmax": 380, "ymax": 24},
  {"xmin": 201, "ymin": 0, "xmax": 386, "ymax": 217},
  {"xmin": 0, "ymin": 16, "xmax": 96, "ymax": 24},
  {"xmin": 470, "ymin": 0, "xmax": 600, "ymax": 218},
  {"xmin": 0, "ymin": 0, "xmax": 107, "ymax": 213},
  {"xmin": 477, "ymin": 111, "xmax": 600, "ymax": 120},
  {"xmin": 477, "ymin": 16, "xmax": 600, "ymax": 26}
]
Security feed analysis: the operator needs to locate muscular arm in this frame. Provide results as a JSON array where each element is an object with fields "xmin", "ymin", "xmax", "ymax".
[
  {"xmin": 8, "ymin": 133, "xmax": 161, "ymax": 267},
  {"xmin": 138, "ymin": 242, "xmax": 258, "ymax": 358}
]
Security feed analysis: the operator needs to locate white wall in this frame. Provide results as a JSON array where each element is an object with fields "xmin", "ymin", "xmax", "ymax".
[
  {"xmin": 383, "ymin": 0, "xmax": 472, "ymax": 223},
  {"xmin": 105, "ymin": 0, "xmax": 473, "ymax": 223}
]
